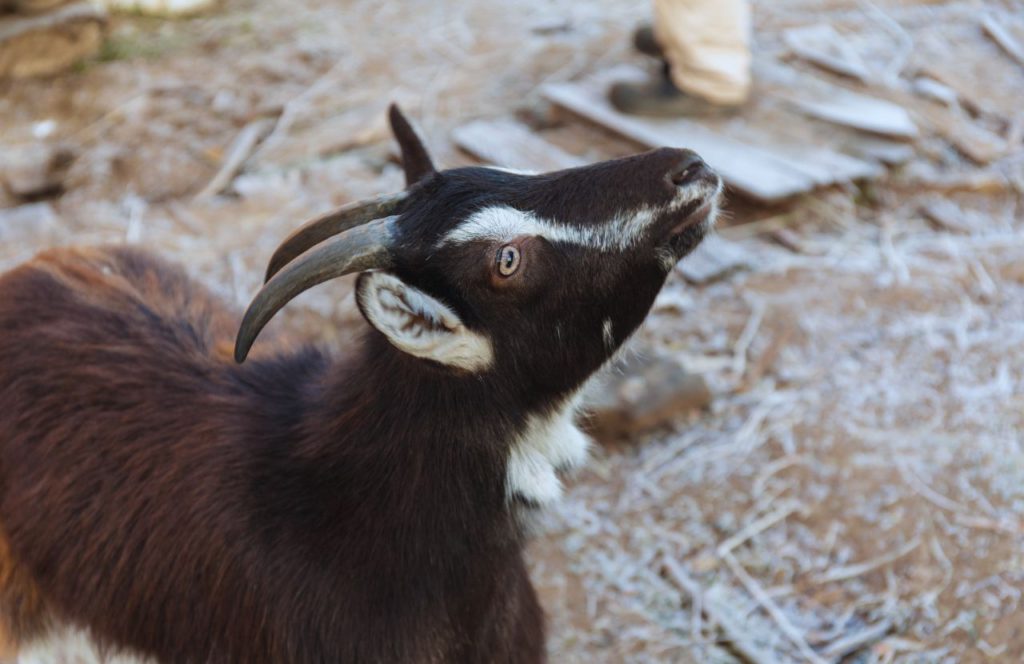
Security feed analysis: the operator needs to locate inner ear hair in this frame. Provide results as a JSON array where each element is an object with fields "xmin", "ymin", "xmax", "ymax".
[{"xmin": 356, "ymin": 272, "xmax": 493, "ymax": 372}]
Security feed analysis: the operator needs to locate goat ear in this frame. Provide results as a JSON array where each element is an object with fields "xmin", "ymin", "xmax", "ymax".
[
  {"xmin": 389, "ymin": 104, "xmax": 437, "ymax": 187},
  {"xmin": 356, "ymin": 272, "xmax": 493, "ymax": 372}
]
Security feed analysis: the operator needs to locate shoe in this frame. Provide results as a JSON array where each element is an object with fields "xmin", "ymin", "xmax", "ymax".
[
  {"xmin": 633, "ymin": 25, "xmax": 664, "ymax": 59},
  {"xmin": 609, "ymin": 75, "xmax": 742, "ymax": 118}
]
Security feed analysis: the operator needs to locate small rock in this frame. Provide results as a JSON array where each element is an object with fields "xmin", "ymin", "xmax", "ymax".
[
  {"xmin": 0, "ymin": 2, "xmax": 105, "ymax": 79},
  {"xmin": 0, "ymin": 143, "xmax": 74, "ymax": 199},
  {"xmin": 584, "ymin": 349, "xmax": 712, "ymax": 440}
]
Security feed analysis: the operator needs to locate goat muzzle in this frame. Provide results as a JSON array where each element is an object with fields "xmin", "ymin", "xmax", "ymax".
[{"xmin": 235, "ymin": 215, "xmax": 398, "ymax": 363}]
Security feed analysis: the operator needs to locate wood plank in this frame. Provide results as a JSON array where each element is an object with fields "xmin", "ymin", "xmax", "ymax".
[
  {"xmin": 982, "ymin": 13, "xmax": 1024, "ymax": 68},
  {"xmin": 451, "ymin": 118, "xmax": 584, "ymax": 172},
  {"xmin": 759, "ymin": 64, "xmax": 918, "ymax": 139},
  {"xmin": 783, "ymin": 24, "xmax": 871, "ymax": 82},
  {"xmin": 542, "ymin": 77, "xmax": 816, "ymax": 202}
]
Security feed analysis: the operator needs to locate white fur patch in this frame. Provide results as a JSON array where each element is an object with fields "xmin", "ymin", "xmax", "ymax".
[
  {"xmin": 18, "ymin": 626, "xmax": 154, "ymax": 664},
  {"xmin": 442, "ymin": 205, "xmax": 654, "ymax": 252},
  {"xmin": 506, "ymin": 397, "xmax": 591, "ymax": 505},
  {"xmin": 602, "ymin": 318, "xmax": 615, "ymax": 352},
  {"xmin": 442, "ymin": 174, "xmax": 720, "ymax": 251},
  {"xmin": 358, "ymin": 272, "xmax": 494, "ymax": 372}
]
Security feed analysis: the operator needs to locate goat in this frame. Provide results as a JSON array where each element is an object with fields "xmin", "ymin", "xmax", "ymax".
[{"xmin": 0, "ymin": 105, "xmax": 722, "ymax": 663}]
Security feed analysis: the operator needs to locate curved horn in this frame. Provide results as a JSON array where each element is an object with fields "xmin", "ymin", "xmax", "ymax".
[
  {"xmin": 264, "ymin": 191, "xmax": 407, "ymax": 283},
  {"xmin": 236, "ymin": 216, "xmax": 398, "ymax": 363}
]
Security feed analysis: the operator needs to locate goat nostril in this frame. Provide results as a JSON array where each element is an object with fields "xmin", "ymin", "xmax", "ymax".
[{"xmin": 669, "ymin": 156, "xmax": 705, "ymax": 186}]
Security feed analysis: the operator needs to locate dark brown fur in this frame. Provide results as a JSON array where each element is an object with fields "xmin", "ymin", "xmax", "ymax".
[
  {"xmin": 0, "ymin": 246, "xmax": 544, "ymax": 662},
  {"xmin": 0, "ymin": 106, "xmax": 717, "ymax": 662}
]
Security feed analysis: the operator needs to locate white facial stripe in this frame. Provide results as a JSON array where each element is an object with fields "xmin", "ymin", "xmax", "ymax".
[
  {"xmin": 442, "ymin": 172, "xmax": 721, "ymax": 251},
  {"xmin": 442, "ymin": 206, "xmax": 654, "ymax": 252}
]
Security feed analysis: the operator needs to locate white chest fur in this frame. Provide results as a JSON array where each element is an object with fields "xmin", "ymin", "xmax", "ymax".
[
  {"xmin": 505, "ymin": 397, "xmax": 590, "ymax": 506},
  {"xmin": 18, "ymin": 626, "xmax": 155, "ymax": 664}
]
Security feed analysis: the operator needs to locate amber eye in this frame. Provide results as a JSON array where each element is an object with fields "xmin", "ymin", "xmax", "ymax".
[{"xmin": 496, "ymin": 245, "xmax": 521, "ymax": 277}]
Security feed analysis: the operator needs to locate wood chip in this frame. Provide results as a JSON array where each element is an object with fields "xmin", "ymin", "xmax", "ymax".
[
  {"xmin": 542, "ymin": 69, "xmax": 815, "ymax": 202},
  {"xmin": 783, "ymin": 24, "xmax": 871, "ymax": 82},
  {"xmin": 676, "ymin": 234, "xmax": 757, "ymax": 284},
  {"xmin": 194, "ymin": 118, "xmax": 273, "ymax": 201},
  {"xmin": 820, "ymin": 618, "xmax": 895, "ymax": 659},
  {"xmin": 982, "ymin": 13, "xmax": 1024, "ymax": 69},
  {"xmin": 814, "ymin": 538, "xmax": 921, "ymax": 585},
  {"xmin": 920, "ymin": 200, "xmax": 972, "ymax": 235},
  {"xmin": 452, "ymin": 118, "xmax": 584, "ymax": 172}
]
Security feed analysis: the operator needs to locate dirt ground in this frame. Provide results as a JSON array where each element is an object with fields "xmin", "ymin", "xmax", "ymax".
[{"xmin": 1, "ymin": 0, "xmax": 1023, "ymax": 662}]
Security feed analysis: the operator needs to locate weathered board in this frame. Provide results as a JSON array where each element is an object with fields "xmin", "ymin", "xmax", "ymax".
[
  {"xmin": 542, "ymin": 79, "xmax": 814, "ymax": 202},
  {"xmin": 451, "ymin": 118, "xmax": 585, "ymax": 172},
  {"xmin": 759, "ymin": 63, "xmax": 919, "ymax": 139},
  {"xmin": 541, "ymin": 68, "xmax": 885, "ymax": 203}
]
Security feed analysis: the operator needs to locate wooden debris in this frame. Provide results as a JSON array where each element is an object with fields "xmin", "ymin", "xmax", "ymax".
[
  {"xmin": 716, "ymin": 502, "xmax": 803, "ymax": 557},
  {"xmin": 722, "ymin": 552, "xmax": 829, "ymax": 664},
  {"xmin": 841, "ymin": 136, "xmax": 915, "ymax": 166},
  {"xmin": 761, "ymin": 64, "xmax": 918, "ymax": 139},
  {"xmin": 814, "ymin": 538, "xmax": 921, "ymax": 585},
  {"xmin": 0, "ymin": 143, "xmax": 74, "ymax": 199},
  {"xmin": 452, "ymin": 118, "xmax": 584, "ymax": 172},
  {"xmin": 676, "ymin": 234, "xmax": 757, "ymax": 284},
  {"xmin": 820, "ymin": 618, "xmax": 894, "ymax": 659},
  {"xmin": 661, "ymin": 556, "xmax": 781, "ymax": 664},
  {"xmin": 0, "ymin": 1, "xmax": 105, "ymax": 78},
  {"xmin": 920, "ymin": 200, "xmax": 972, "ymax": 235},
  {"xmin": 770, "ymin": 228, "xmax": 820, "ymax": 254},
  {"xmin": 783, "ymin": 24, "xmax": 871, "ymax": 82},
  {"xmin": 542, "ymin": 71, "xmax": 814, "ymax": 202},
  {"xmin": 779, "ymin": 90, "xmax": 917, "ymax": 140},
  {"xmin": 584, "ymin": 350, "xmax": 711, "ymax": 440},
  {"xmin": 982, "ymin": 13, "xmax": 1024, "ymax": 69},
  {"xmin": 194, "ymin": 118, "xmax": 273, "ymax": 201},
  {"xmin": 912, "ymin": 77, "xmax": 958, "ymax": 107},
  {"xmin": 720, "ymin": 213, "xmax": 798, "ymax": 241}
]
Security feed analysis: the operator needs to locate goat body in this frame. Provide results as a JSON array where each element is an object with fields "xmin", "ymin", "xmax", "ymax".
[{"xmin": 0, "ymin": 106, "xmax": 721, "ymax": 663}]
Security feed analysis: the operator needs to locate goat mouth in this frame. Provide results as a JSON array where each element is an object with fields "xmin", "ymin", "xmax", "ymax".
[{"xmin": 668, "ymin": 198, "xmax": 714, "ymax": 236}]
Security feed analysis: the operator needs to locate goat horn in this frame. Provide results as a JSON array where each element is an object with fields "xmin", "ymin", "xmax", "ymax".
[
  {"xmin": 235, "ymin": 216, "xmax": 398, "ymax": 363},
  {"xmin": 263, "ymin": 191, "xmax": 407, "ymax": 283}
]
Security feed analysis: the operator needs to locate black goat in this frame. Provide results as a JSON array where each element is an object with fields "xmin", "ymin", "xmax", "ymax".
[{"xmin": 0, "ymin": 105, "xmax": 722, "ymax": 663}]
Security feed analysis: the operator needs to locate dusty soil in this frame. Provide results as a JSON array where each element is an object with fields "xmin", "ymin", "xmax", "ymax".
[{"xmin": 1, "ymin": 0, "xmax": 1022, "ymax": 662}]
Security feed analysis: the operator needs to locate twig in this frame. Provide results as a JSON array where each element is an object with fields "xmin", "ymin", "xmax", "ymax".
[
  {"xmin": 820, "ymin": 618, "xmax": 894, "ymax": 659},
  {"xmin": 732, "ymin": 298, "xmax": 766, "ymax": 377},
  {"xmin": 982, "ymin": 14, "xmax": 1024, "ymax": 68},
  {"xmin": 814, "ymin": 537, "xmax": 920, "ymax": 584},
  {"xmin": 194, "ymin": 119, "xmax": 273, "ymax": 201},
  {"xmin": 717, "ymin": 502, "xmax": 803, "ymax": 557},
  {"xmin": 721, "ymin": 552, "xmax": 828, "ymax": 664},
  {"xmin": 752, "ymin": 455, "xmax": 809, "ymax": 497},
  {"xmin": 661, "ymin": 556, "xmax": 780, "ymax": 664}
]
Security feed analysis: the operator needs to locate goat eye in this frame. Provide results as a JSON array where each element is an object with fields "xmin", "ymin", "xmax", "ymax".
[{"xmin": 496, "ymin": 245, "xmax": 521, "ymax": 277}]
